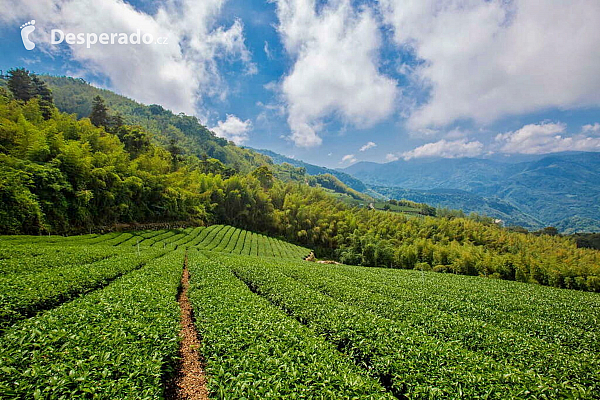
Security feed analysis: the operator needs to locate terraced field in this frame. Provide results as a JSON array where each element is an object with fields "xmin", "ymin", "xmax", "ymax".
[{"xmin": 1, "ymin": 226, "xmax": 599, "ymax": 399}]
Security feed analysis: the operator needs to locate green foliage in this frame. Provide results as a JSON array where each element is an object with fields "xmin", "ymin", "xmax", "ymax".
[
  {"xmin": 89, "ymin": 95, "xmax": 109, "ymax": 127},
  {"xmin": 187, "ymin": 252, "xmax": 392, "ymax": 399},
  {"xmin": 0, "ymin": 228, "xmax": 598, "ymax": 397},
  {"xmin": 7, "ymin": 68, "xmax": 34, "ymax": 102},
  {"xmin": 41, "ymin": 75, "xmax": 274, "ymax": 173},
  {"xmin": 307, "ymin": 173, "xmax": 369, "ymax": 201},
  {"xmin": 573, "ymin": 233, "xmax": 600, "ymax": 250},
  {"xmin": 0, "ymin": 250, "xmax": 181, "ymax": 399},
  {"xmin": 223, "ymin": 253, "xmax": 600, "ymax": 398},
  {"xmin": 7, "ymin": 68, "xmax": 54, "ymax": 120},
  {"xmin": 251, "ymin": 165, "xmax": 274, "ymax": 190},
  {"xmin": 0, "ymin": 241, "xmax": 164, "ymax": 331},
  {"xmin": 0, "ymin": 164, "xmax": 45, "ymax": 234}
]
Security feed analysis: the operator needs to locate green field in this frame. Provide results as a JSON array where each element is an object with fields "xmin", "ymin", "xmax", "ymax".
[{"xmin": 1, "ymin": 227, "xmax": 599, "ymax": 398}]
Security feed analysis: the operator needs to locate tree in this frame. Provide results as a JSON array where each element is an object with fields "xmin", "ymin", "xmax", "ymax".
[
  {"xmin": 31, "ymin": 75, "xmax": 54, "ymax": 120},
  {"xmin": 89, "ymin": 95, "xmax": 109, "ymax": 127},
  {"xmin": 168, "ymin": 139, "xmax": 182, "ymax": 171},
  {"xmin": 116, "ymin": 125, "xmax": 150, "ymax": 158},
  {"xmin": 251, "ymin": 166, "xmax": 274, "ymax": 190},
  {"xmin": 7, "ymin": 68, "xmax": 34, "ymax": 102},
  {"xmin": 536, "ymin": 226, "xmax": 559, "ymax": 236}
]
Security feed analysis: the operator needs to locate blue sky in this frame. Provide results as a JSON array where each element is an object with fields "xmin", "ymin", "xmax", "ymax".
[{"xmin": 1, "ymin": 0, "xmax": 599, "ymax": 168}]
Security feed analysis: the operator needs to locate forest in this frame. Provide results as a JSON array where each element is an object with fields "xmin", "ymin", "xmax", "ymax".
[{"xmin": 1, "ymin": 68, "xmax": 599, "ymax": 292}]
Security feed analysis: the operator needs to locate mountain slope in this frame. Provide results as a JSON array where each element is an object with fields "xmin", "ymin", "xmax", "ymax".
[
  {"xmin": 345, "ymin": 153, "xmax": 600, "ymax": 232},
  {"xmin": 252, "ymin": 148, "xmax": 367, "ymax": 192},
  {"xmin": 41, "ymin": 76, "xmax": 271, "ymax": 173},
  {"xmin": 371, "ymin": 186, "xmax": 542, "ymax": 228}
]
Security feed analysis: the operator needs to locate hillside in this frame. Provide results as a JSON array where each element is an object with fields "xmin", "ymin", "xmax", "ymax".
[
  {"xmin": 252, "ymin": 147, "xmax": 368, "ymax": 192},
  {"xmin": 371, "ymin": 186, "xmax": 542, "ymax": 228},
  {"xmin": 1, "ymin": 232, "xmax": 599, "ymax": 398},
  {"xmin": 40, "ymin": 75, "xmax": 272, "ymax": 173},
  {"xmin": 345, "ymin": 153, "xmax": 600, "ymax": 232}
]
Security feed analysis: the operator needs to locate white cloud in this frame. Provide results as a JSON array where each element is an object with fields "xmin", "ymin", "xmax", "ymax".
[
  {"xmin": 359, "ymin": 141, "xmax": 377, "ymax": 152},
  {"xmin": 402, "ymin": 139, "xmax": 484, "ymax": 160},
  {"xmin": 385, "ymin": 153, "xmax": 399, "ymax": 162},
  {"xmin": 379, "ymin": 0, "xmax": 600, "ymax": 129},
  {"xmin": 495, "ymin": 122, "xmax": 600, "ymax": 154},
  {"xmin": 264, "ymin": 40, "xmax": 273, "ymax": 59},
  {"xmin": 210, "ymin": 114, "xmax": 252, "ymax": 144},
  {"xmin": 0, "ymin": 0, "xmax": 254, "ymax": 116},
  {"xmin": 583, "ymin": 123, "xmax": 600, "ymax": 135},
  {"xmin": 273, "ymin": 0, "xmax": 397, "ymax": 147},
  {"xmin": 341, "ymin": 154, "xmax": 357, "ymax": 164}
]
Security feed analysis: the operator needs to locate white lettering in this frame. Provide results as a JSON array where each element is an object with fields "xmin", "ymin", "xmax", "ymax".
[
  {"xmin": 130, "ymin": 30, "xmax": 140, "ymax": 45},
  {"xmin": 86, "ymin": 33, "xmax": 97, "ymax": 49},
  {"xmin": 50, "ymin": 29, "xmax": 64, "ymax": 44},
  {"xmin": 65, "ymin": 33, "xmax": 76, "ymax": 45}
]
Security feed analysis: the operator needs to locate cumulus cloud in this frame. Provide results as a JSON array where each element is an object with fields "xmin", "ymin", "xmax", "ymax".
[
  {"xmin": 341, "ymin": 154, "xmax": 357, "ymax": 164},
  {"xmin": 359, "ymin": 141, "xmax": 377, "ymax": 152},
  {"xmin": 583, "ymin": 123, "xmax": 600, "ymax": 135},
  {"xmin": 0, "ymin": 0, "xmax": 254, "ymax": 116},
  {"xmin": 273, "ymin": 0, "xmax": 397, "ymax": 147},
  {"xmin": 211, "ymin": 114, "xmax": 252, "ymax": 144},
  {"xmin": 495, "ymin": 122, "xmax": 600, "ymax": 154},
  {"xmin": 402, "ymin": 139, "xmax": 484, "ymax": 160},
  {"xmin": 385, "ymin": 153, "xmax": 399, "ymax": 162},
  {"xmin": 379, "ymin": 0, "xmax": 600, "ymax": 129}
]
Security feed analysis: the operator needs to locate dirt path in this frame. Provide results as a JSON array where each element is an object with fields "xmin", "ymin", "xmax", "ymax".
[{"xmin": 169, "ymin": 253, "xmax": 209, "ymax": 400}]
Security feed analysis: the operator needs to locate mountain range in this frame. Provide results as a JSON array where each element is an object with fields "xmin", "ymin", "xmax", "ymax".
[{"xmin": 342, "ymin": 153, "xmax": 600, "ymax": 233}]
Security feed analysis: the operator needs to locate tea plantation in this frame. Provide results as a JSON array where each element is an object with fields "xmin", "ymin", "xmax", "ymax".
[{"xmin": 1, "ymin": 226, "xmax": 598, "ymax": 398}]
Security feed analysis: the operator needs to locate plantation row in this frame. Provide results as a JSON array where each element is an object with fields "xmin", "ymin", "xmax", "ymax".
[
  {"xmin": 83, "ymin": 225, "xmax": 311, "ymax": 259},
  {"xmin": 208, "ymin": 253, "xmax": 600, "ymax": 399},
  {"xmin": 186, "ymin": 252, "xmax": 393, "ymax": 398},
  {"xmin": 0, "ymin": 226, "xmax": 308, "ymax": 334},
  {"xmin": 1, "ymin": 250, "xmax": 183, "ymax": 398},
  {"xmin": 0, "ymin": 244, "xmax": 166, "ymax": 332}
]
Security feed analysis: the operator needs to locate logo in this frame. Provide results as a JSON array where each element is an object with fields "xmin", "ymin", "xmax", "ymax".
[{"xmin": 20, "ymin": 20, "xmax": 36, "ymax": 50}]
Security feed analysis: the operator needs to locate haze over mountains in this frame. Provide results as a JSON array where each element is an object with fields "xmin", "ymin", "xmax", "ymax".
[{"xmin": 343, "ymin": 153, "xmax": 600, "ymax": 233}]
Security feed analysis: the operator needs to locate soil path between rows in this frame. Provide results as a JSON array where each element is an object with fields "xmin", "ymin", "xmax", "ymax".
[{"xmin": 168, "ymin": 253, "xmax": 209, "ymax": 400}]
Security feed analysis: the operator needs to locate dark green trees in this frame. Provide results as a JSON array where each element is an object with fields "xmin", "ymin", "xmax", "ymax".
[
  {"xmin": 89, "ymin": 95, "xmax": 109, "ymax": 127},
  {"xmin": 7, "ymin": 68, "xmax": 34, "ymax": 102},
  {"xmin": 6, "ymin": 68, "xmax": 54, "ymax": 120}
]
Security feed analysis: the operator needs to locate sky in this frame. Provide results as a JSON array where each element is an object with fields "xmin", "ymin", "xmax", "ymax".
[{"xmin": 1, "ymin": 0, "xmax": 599, "ymax": 168}]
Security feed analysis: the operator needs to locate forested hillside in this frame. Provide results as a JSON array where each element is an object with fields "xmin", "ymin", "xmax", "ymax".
[
  {"xmin": 1, "ymin": 69, "xmax": 600, "ymax": 292},
  {"xmin": 41, "ymin": 75, "xmax": 272, "ymax": 173}
]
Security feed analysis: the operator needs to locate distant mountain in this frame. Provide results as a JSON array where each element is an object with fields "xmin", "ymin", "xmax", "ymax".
[
  {"xmin": 345, "ymin": 153, "xmax": 600, "ymax": 232},
  {"xmin": 371, "ymin": 187, "xmax": 542, "ymax": 228},
  {"xmin": 251, "ymin": 148, "xmax": 367, "ymax": 192}
]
